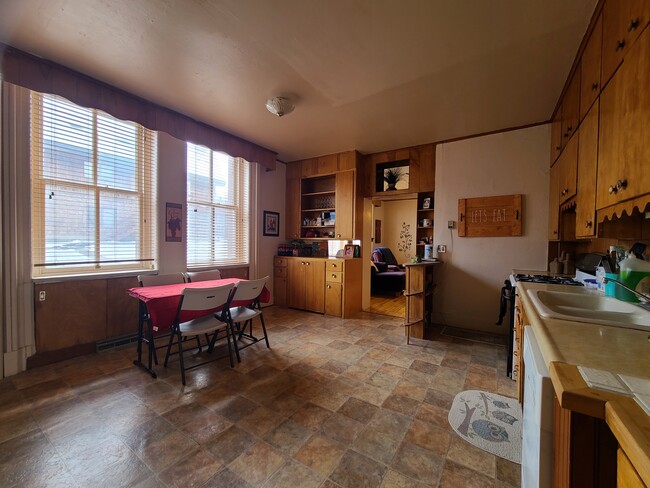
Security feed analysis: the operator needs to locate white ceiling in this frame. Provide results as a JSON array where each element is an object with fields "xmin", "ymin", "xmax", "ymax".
[{"xmin": 0, "ymin": 0, "xmax": 597, "ymax": 162}]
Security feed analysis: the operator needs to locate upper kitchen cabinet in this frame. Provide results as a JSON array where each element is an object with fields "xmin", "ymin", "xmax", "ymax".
[
  {"xmin": 601, "ymin": 0, "xmax": 650, "ymax": 87},
  {"xmin": 334, "ymin": 170, "xmax": 355, "ymax": 239},
  {"xmin": 597, "ymin": 25, "xmax": 650, "ymax": 210},
  {"xmin": 580, "ymin": 14, "xmax": 602, "ymax": 121},
  {"xmin": 557, "ymin": 133, "xmax": 578, "ymax": 206},
  {"xmin": 576, "ymin": 101, "xmax": 599, "ymax": 238},
  {"xmin": 362, "ymin": 144, "xmax": 435, "ymax": 197},
  {"xmin": 302, "ymin": 154, "xmax": 338, "ymax": 177},
  {"xmin": 548, "ymin": 163, "xmax": 561, "ymax": 241},
  {"xmin": 561, "ymin": 69, "xmax": 581, "ymax": 149},
  {"xmin": 550, "ymin": 104, "xmax": 563, "ymax": 165}
]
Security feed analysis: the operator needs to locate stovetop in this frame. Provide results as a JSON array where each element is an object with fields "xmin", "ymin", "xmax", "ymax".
[{"xmin": 513, "ymin": 273, "xmax": 584, "ymax": 286}]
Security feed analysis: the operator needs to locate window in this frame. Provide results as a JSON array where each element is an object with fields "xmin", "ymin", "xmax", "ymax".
[
  {"xmin": 186, "ymin": 143, "xmax": 249, "ymax": 267},
  {"xmin": 31, "ymin": 93, "xmax": 157, "ymax": 277}
]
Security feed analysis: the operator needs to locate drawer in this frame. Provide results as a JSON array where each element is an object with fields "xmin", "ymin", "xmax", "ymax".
[
  {"xmin": 327, "ymin": 271, "xmax": 343, "ymax": 283},
  {"xmin": 274, "ymin": 266, "xmax": 287, "ymax": 278},
  {"xmin": 327, "ymin": 260, "xmax": 343, "ymax": 272},
  {"xmin": 274, "ymin": 257, "xmax": 288, "ymax": 267}
]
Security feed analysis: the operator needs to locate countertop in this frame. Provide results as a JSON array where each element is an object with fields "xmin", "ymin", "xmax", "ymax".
[{"xmin": 516, "ymin": 281, "xmax": 650, "ymax": 485}]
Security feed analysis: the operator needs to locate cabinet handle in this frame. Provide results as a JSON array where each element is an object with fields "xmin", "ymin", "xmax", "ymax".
[
  {"xmin": 305, "ymin": 262, "xmax": 310, "ymax": 266},
  {"xmin": 336, "ymin": 234, "xmax": 341, "ymax": 238},
  {"xmin": 609, "ymin": 179, "xmax": 628, "ymax": 194},
  {"xmin": 591, "ymin": 82, "xmax": 599, "ymax": 91},
  {"xmin": 553, "ymin": 230, "xmax": 558, "ymax": 235},
  {"xmin": 585, "ymin": 221, "xmax": 593, "ymax": 228},
  {"xmin": 628, "ymin": 18, "xmax": 640, "ymax": 32},
  {"xmin": 331, "ymin": 274, "xmax": 336, "ymax": 278},
  {"xmin": 327, "ymin": 285, "xmax": 331, "ymax": 289},
  {"xmin": 555, "ymin": 145, "xmax": 561, "ymax": 151},
  {"xmin": 616, "ymin": 39, "xmax": 626, "ymax": 51}
]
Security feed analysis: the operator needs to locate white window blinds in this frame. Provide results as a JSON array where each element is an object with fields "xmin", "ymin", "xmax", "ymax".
[
  {"xmin": 31, "ymin": 93, "xmax": 157, "ymax": 277},
  {"xmin": 186, "ymin": 143, "xmax": 249, "ymax": 267}
]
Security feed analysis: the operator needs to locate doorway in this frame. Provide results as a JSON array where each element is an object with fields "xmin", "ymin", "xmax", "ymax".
[{"xmin": 367, "ymin": 197, "xmax": 417, "ymax": 317}]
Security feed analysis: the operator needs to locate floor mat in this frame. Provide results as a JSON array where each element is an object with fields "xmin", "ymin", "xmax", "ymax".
[{"xmin": 448, "ymin": 390, "xmax": 522, "ymax": 463}]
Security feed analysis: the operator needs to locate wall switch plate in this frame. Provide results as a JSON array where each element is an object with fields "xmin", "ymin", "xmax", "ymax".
[
  {"xmin": 39, "ymin": 291, "xmax": 46, "ymax": 301},
  {"xmin": 447, "ymin": 220, "xmax": 455, "ymax": 229},
  {"xmin": 437, "ymin": 244, "xmax": 447, "ymax": 253}
]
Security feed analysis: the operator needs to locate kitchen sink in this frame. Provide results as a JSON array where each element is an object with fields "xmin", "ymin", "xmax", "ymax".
[{"xmin": 526, "ymin": 288, "xmax": 650, "ymax": 330}]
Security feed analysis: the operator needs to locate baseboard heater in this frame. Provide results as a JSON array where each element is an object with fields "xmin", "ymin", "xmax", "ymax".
[{"xmin": 96, "ymin": 333, "xmax": 139, "ymax": 352}]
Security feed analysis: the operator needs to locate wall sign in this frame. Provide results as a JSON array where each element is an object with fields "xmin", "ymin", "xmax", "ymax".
[{"xmin": 458, "ymin": 194, "xmax": 522, "ymax": 237}]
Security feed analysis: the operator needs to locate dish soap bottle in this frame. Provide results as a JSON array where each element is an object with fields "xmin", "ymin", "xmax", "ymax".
[{"xmin": 616, "ymin": 253, "xmax": 650, "ymax": 302}]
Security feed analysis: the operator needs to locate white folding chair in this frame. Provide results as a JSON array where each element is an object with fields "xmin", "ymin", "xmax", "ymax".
[
  {"xmin": 229, "ymin": 276, "xmax": 270, "ymax": 361},
  {"xmin": 163, "ymin": 283, "xmax": 236, "ymax": 385},
  {"xmin": 136, "ymin": 273, "xmax": 187, "ymax": 370},
  {"xmin": 185, "ymin": 269, "xmax": 222, "ymax": 282}
]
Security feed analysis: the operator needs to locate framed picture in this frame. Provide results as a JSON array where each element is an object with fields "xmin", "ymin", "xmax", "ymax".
[
  {"xmin": 374, "ymin": 219, "xmax": 382, "ymax": 244},
  {"xmin": 422, "ymin": 197, "xmax": 431, "ymax": 209},
  {"xmin": 165, "ymin": 202, "xmax": 182, "ymax": 242},
  {"xmin": 344, "ymin": 244, "xmax": 355, "ymax": 258},
  {"xmin": 263, "ymin": 211, "xmax": 280, "ymax": 236}
]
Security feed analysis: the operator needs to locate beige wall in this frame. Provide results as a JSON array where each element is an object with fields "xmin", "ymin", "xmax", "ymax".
[
  {"xmin": 433, "ymin": 125, "xmax": 550, "ymax": 333},
  {"xmin": 381, "ymin": 199, "xmax": 418, "ymax": 264}
]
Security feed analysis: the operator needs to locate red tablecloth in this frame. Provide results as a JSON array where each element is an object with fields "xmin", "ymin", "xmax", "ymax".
[{"xmin": 128, "ymin": 278, "xmax": 270, "ymax": 332}]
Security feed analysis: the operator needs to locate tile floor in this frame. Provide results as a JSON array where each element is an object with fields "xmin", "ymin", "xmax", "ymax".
[{"xmin": 0, "ymin": 307, "xmax": 520, "ymax": 488}]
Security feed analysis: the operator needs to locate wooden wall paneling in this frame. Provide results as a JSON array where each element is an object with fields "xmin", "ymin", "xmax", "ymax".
[
  {"xmin": 286, "ymin": 161, "xmax": 302, "ymax": 179},
  {"xmin": 317, "ymin": 154, "xmax": 337, "ymax": 175},
  {"xmin": 301, "ymin": 158, "xmax": 318, "ymax": 177},
  {"xmin": 338, "ymin": 150, "xmax": 357, "ymax": 171},
  {"xmin": 106, "ymin": 276, "xmax": 139, "ymax": 339},
  {"xmin": 580, "ymin": 14, "xmax": 603, "ymax": 121},
  {"xmin": 418, "ymin": 144, "xmax": 436, "ymax": 192},
  {"xmin": 34, "ymin": 279, "xmax": 107, "ymax": 352},
  {"xmin": 285, "ymin": 177, "xmax": 301, "ymax": 239},
  {"xmin": 407, "ymin": 148, "xmax": 421, "ymax": 193},
  {"xmin": 335, "ymin": 170, "xmax": 355, "ymax": 239}
]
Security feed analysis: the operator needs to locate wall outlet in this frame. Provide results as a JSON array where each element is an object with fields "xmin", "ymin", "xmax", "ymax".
[
  {"xmin": 437, "ymin": 244, "xmax": 447, "ymax": 253},
  {"xmin": 447, "ymin": 220, "xmax": 455, "ymax": 229},
  {"xmin": 39, "ymin": 291, "xmax": 46, "ymax": 301}
]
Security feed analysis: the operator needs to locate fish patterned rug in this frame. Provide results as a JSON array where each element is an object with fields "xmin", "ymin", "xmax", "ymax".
[{"xmin": 448, "ymin": 390, "xmax": 522, "ymax": 463}]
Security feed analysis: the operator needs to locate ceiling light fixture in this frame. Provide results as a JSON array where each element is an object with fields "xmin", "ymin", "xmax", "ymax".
[{"xmin": 265, "ymin": 96, "xmax": 294, "ymax": 117}]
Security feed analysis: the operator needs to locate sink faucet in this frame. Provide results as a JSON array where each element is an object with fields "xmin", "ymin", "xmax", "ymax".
[{"xmin": 603, "ymin": 277, "xmax": 650, "ymax": 304}]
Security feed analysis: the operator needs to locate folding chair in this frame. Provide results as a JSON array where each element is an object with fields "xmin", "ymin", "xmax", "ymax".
[
  {"xmin": 164, "ymin": 283, "xmax": 236, "ymax": 385},
  {"xmin": 136, "ymin": 273, "xmax": 187, "ymax": 371},
  {"xmin": 186, "ymin": 269, "xmax": 222, "ymax": 282},
  {"xmin": 229, "ymin": 276, "xmax": 270, "ymax": 361}
]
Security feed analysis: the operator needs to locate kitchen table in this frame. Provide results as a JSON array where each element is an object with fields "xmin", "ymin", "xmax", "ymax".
[{"xmin": 128, "ymin": 278, "xmax": 270, "ymax": 377}]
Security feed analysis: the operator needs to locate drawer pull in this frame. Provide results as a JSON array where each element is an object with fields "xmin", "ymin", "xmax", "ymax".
[
  {"xmin": 628, "ymin": 18, "xmax": 639, "ymax": 32},
  {"xmin": 585, "ymin": 220, "xmax": 593, "ymax": 228},
  {"xmin": 616, "ymin": 39, "xmax": 626, "ymax": 51},
  {"xmin": 609, "ymin": 179, "xmax": 628, "ymax": 194},
  {"xmin": 327, "ymin": 285, "xmax": 331, "ymax": 289},
  {"xmin": 591, "ymin": 82, "xmax": 598, "ymax": 91},
  {"xmin": 332, "ymin": 274, "xmax": 336, "ymax": 278}
]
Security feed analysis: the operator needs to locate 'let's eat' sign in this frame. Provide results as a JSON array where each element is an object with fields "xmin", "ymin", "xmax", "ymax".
[{"xmin": 458, "ymin": 194, "xmax": 522, "ymax": 237}]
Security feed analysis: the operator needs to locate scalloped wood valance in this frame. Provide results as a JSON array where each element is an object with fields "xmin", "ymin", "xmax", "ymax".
[{"xmin": 596, "ymin": 194, "xmax": 650, "ymax": 223}]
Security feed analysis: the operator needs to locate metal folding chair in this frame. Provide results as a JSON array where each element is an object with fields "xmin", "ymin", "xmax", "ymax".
[{"xmin": 229, "ymin": 276, "xmax": 270, "ymax": 361}]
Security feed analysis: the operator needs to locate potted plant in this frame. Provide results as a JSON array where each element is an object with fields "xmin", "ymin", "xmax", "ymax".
[{"xmin": 383, "ymin": 167, "xmax": 403, "ymax": 191}]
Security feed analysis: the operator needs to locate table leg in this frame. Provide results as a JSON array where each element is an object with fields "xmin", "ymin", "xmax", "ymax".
[{"xmin": 132, "ymin": 302, "xmax": 157, "ymax": 378}]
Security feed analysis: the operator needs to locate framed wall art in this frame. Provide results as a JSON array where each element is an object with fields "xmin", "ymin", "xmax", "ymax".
[
  {"xmin": 263, "ymin": 211, "xmax": 280, "ymax": 236},
  {"xmin": 165, "ymin": 202, "xmax": 183, "ymax": 242}
]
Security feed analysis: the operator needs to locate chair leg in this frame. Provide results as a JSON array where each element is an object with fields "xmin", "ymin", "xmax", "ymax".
[
  {"xmin": 224, "ymin": 325, "xmax": 234, "ymax": 368},
  {"xmin": 259, "ymin": 314, "xmax": 270, "ymax": 348},
  {"xmin": 195, "ymin": 335, "xmax": 202, "ymax": 352},
  {"xmin": 177, "ymin": 332, "xmax": 186, "ymax": 386},
  {"xmin": 164, "ymin": 327, "xmax": 175, "ymax": 367}
]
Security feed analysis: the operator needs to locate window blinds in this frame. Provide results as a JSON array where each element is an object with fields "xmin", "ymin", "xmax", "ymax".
[
  {"xmin": 186, "ymin": 143, "xmax": 249, "ymax": 267},
  {"xmin": 31, "ymin": 92, "xmax": 157, "ymax": 277}
]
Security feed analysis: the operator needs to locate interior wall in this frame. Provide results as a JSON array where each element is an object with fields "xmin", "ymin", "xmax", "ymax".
[
  {"xmin": 382, "ymin": 199, "xmax": 418, "ymax": 264},
  {"xmin": 372, "ymin": 203, "xmax": 385, "ymax": 245},
  {"xmin": 433, "ymin": 125, "xmax": 550, "ymax": 333},
  {"xmin": 258, "ymin": 162, "xmax": 286, "ymax": 305}
]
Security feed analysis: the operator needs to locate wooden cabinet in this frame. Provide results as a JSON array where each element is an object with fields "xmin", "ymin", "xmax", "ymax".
[
  {"xmin": 404, "ymin": 263, "xmax": 437, "ymax": 341},
  {"xmin": 561, "ymin": 70, "xmax": 581, "ymax": 149},
  {"xmin": 273, "ymin": 256, "xmax": 288, "ymax": 306},
  {"xmin": 550, "ymin": 105, "xmax": 563, "ymax": 165},
  {"xmin": 576, "ymin": 101, "xmax": 599, "ymax": 238},
  {"xmin": 597, "ymin": 26, "xmax": 650, "ymax": 210},
  {"xmin": 618, "ymin": 448, "xmax": 646, "ymax": 487},
  {"xmin": 601, "ymin": 0, "xmax": 650, "ymax": 87},
  {"xmin": 300, "ymin": 175, "xmax": 336, "ymax": 240},
  {"xmin": 416, "ymin": 192, "xmax": 434, "ymax": 255},
  {"xmin": 334, "ymin": 170, "xmax": 355, "ymax": 239},
  {"xmin": 286, "ymin": 177, "xmax": 301, "ymax": 239},
  {"xmin": 514, "ymin": 296, "xmax": 527, "ymax": 404},
  {"xmin": 548, "ymin": 162, "xmax": 561, "ymax": 241},
  {"xmin": 287, "ymin": 258, "xmax": 325, "ymax": 313},
  {"xmin": 558, "ymin": 133, "xmax": 578, "ymax": 205},
  {"xmin": 325, "ymin": 259, "xmax": 362, "ymax": 318},
  {"xmin": 302, "ymin": 154, "xmax": 338, "ymax": 177},
  {"xmin": 580, "ymin": 14, "xmax": 602, "ymax": 121}
]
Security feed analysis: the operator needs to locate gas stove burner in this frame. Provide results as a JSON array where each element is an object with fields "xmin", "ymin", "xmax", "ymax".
[{"xmin": 514, "ymin": 274, "xmax": 583, "ymax": 286}]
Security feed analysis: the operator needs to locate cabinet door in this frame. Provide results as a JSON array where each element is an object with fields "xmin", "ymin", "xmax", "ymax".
[
  {"xmin": 561, "ymin": 70, "xmax": 581, "ymax": 148},
  {"xmin": 550, "ymin": 106, "xmax": 563, "ymax": 165},
  {"xmin": 325, "ymin": 282, "xmax": 342, "ymax": 317},
  {"xmin": 317, "ymin": 154, "xmax": 338, "ymax": 175},
  {"xmin": 274, "ymin": 276, "xmax": 287, "ymax": 306},
  {"xmin": 285, "ymin": 178, "xmax": 301, "ymax": 239},
  {"xmin": 576, "ymin": 101, "xmax": 599, "ymax": 238},
  {"xmin": 287, "ymin": 259, "xmax": 306, "ymax": 310},
  {"xmin": 558, "ymin": 134, "xmax": 578, "ymax": 204},
  {"xmin": 597, "ymin": 26, "xmax": 650, "ymax": 209},
  {"xmin": 548, "ymin": 162, "xmax": 560, "ymax": 240},
  {"xmin": 304, "ymin": 259, "xmax": 325, "ymax": 313},
  {"xmin": 334, "ymin": 170, "xmax": 355, "ymax": 239},
  {"xmin": 602, "ymin": 0, "xmax": 650, "ymax": 86},
  {"xmin": 618, "ymin": 449, "xmax": 645, "ymax": 488},
  {"xmin": 580, "ymin": 14, "xmax": 602, "ymax": 121}
]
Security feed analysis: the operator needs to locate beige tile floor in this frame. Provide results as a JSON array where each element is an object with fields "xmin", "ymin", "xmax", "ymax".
[{"xmin": 0, "ymin": 307, "xmax": 520, "ymax": 488}]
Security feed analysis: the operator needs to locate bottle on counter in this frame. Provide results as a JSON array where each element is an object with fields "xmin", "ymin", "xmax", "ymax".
[
  {"xmin": 549, "ymin": 257, "xmax": 562, "ymax": 274},
  {"xmin": 616, "ymin": 253, "xmax": 650, "ymax": 302}
]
